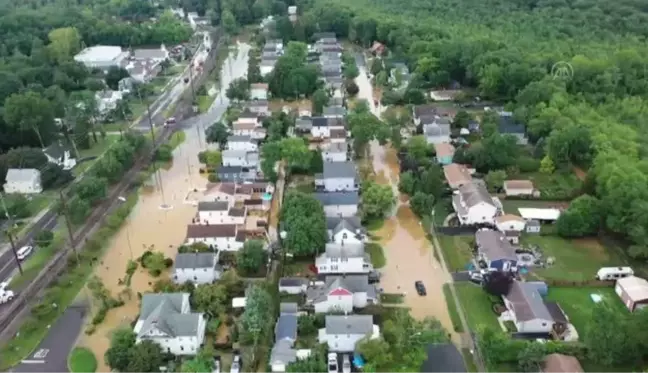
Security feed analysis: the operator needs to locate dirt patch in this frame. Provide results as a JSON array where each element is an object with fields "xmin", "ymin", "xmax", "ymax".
[
  {"xmin": 216, "ymin": 323, "xmax": 231, "ymax": 344},
  {"xmin": 572, "ymin": 166, "xmax": 587, "ymax": 181}
]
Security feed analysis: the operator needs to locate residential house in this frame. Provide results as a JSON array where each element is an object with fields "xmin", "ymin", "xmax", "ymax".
[
  {"xmin": 315, "ymin": 242, "xmax": 372, "ymax": 274},
  {"xmin": 133, "ymin": 293, "xmax": 206, "ymax": 355},
  {"xmin": 216, "ymin": 166, "xmax": 256, "ymax": 182},
  {"xmin": 95, "ymin": 90, "xmax": 124, "ymax": 116},
  {"xmin": 278, "ymin": 278, "xmax": 308, "ymax": 294},
  {"xmin": 615, "ymin": 275, "xmax": 648, "ymax": 312},
  {"xmin": 295, "ymin": 116, "xmax": 313, "ymax": 132},
  {"xmin": 434, "ymin": 143, "xmax": 455, "ymax": 165},
  {"xmin": 323, "ymin": 106, "xmax": 346, "ymax": 118},
  {"xmin": 314, "ymin": 191, "xmax": 359, "ymax": 217},
  {"xmin": 444, "ymin": 163, "xmax": 472, "ymax": 189},
  {"xmin": 222, "ymin": 150, "xmax": 259, "ymax": 168},
  {"xmin": 173, "ymin": 252, "xmax": 221, "ymax": 284},
  {"xmin": 261, "ymin": 59, "xmax": 277, "ymax": 76},
  {"xmin": 311, "ymin": 117, "xmax": 345, "ymax": 138},
  {"xmin": 74, "ymin": 45, "xmax": 130, "ymax": 70},
  {"xmin": 319, "ymin": 161, "xmax": 358, "ymax": 192},
  {"xmin": 420, "ymin": 344, "xmax": 468, "ymax": 373},
  {"xmin": 498, "ymin": 111, "xmax": 527, "ymax": 144},
  {"xmin": 306, "ymin": 275, "xmax": 378, "ymax": 313},
  {"xmin": 326, "ymin": 216, "xmax": 365, "ymax": 244},
  {"xmin": 118, "ymin": 77, "xmax": 135, "ymax": 92},
  {"xmin": 124, "ymin": 59, "xmax": 161, "ymax": 83},
  {"xmin": 287, "ymin": 5, "xmax": 297, "ymax": 22},
  {"xmin": 413, "ymin": 104, "xmax": 456, "ymax": 125},
  {"xmin": 270, "ymin": 303, "xmax": 311, "ymax": 372},
  {"xmin": 227, "ymin": 135, "xmax": 258, "ymax": 151},
  {"xmin": 322, "ymin": 141, "xmax": 348, "ymax": 162},
  {"xmin": 495, "ymin": 214, "xmax": 527, "ymax": 233},
  {"xmin": 475, "ymin": 230, "xmax": 518, "ymax": 272},
  {"xmin": 197, "ymin": 201, "xmax": 246, "ymax": 225},
  {"xmin": 202, "ymin": 183, "xmax": 237, "ymax": 204},
  {"xmin": 132, "ymin": 45, "xmax": 169, "ymax": 63},
  {"xmin": 246, "ymin": 100, "xmax": 270, "ymax": 116},
  {"xmin": 324, "ymin": 76, "xmax": 344, "ymax": 90},
  {"xmin": 424, "ymin": 118, "xmax": 451, "ymax": 145},
  {"xmin": 318, "ymin": 315, "xmax": 379, "ymax": 352},
  {"xmin": 43, "ymin": 141, "xmax": 77, "ymax": 170},
  {"xmin": 526, "ymin": 219, "xmax": 541, "ymax": 234},
  {"xmin": 237, "ymin": 111, "xmax": 262, "ymax": 126},
  {"xmin": 542, "ymin": 354, "xmax": 583, "ymax": 373},
  {"xmin": 328, "ymin": 97, "xmax": 344, "ymax": 107},
  {"xmin": 185, "ymin": 224, "xmax": 244, "ymax": 251},
  {"xmin": 250, "ymin": 83, "xmax": 269, "ymax": 100},
  {"xmin": 429, "ymin": 90, "xmax": 463, "ymax": 102},
  {"xmin": 503, "ymin": 281, "xmax": 569, "ymax": 334},
  {"xmin": 452, "ymin": 182, "xmax": 498, "ymax": 225},
  {"xmin": 4, "ymin": 168, "xmax": 43, "ymax": 194},
  {"xmin": 503, "ymin": 180, "xmax": 535, "ymax": 197}
]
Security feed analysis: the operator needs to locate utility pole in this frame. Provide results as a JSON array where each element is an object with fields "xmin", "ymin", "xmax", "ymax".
[
  {"xmin": 58, "ymin": 190, "xmax": 80, "ymax": 264},
  {"xmin": 1, "ymin": 192, "xmax": 23, "ymax": 275}
]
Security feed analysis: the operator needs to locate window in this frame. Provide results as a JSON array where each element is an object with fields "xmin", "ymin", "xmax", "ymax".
[
  {"xmin": 342, "ymin": 233, "xmax": 348, "ymax": 239},
  {"xmin": 542, "ymin": 322, "xmax": 547, "ymax": 327},
  {"xmin": 180, "ymin": 346, "xmax": 184, "ymax": 351},
  {"xmin": 194, "ymin": 276, "xmax": 198, "ymax": 280},
  {"xmin": 331, "ymin": 265, "xmax": 339, "ymax": 270}
]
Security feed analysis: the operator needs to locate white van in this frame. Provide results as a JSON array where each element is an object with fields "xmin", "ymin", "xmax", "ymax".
[
  {"xmin": 596, "ymin": 266, "xmax": 634, "ymax": 281},
  {"xmin": 16, "ymin": 245, "xmax": 33, "ymax": 261}
]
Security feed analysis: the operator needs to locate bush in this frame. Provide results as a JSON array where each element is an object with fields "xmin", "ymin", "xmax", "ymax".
[
  {"xmin": 164, "ymin": 258, "xmax": 174, "ymax": 268},
  {"xmin": 207, "ymin": 173, "xmax": 219, "ymax": 182},
  {"xmin": 517, "ymin": 156, "xmax": 541, "ymax": 173},
  {"xmin": 345, "ymin": 81, "xmax": 359, "ymax": 96},
  {"xmin": 34, "ymin": 230, "xmax": 54, "ymax": 247}
]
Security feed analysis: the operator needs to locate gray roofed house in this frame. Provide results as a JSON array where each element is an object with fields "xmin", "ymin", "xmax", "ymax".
[
  {"xmin": 270, "ymin": 302, "xmax": 300, "ymax": 371},
  {"xmin": 325, "ymin": 76, "xmax": 344, "ymax": 88},
  {"xmin": 197, "ymin": 201, "xmax": 229, "ymax": 211},
  {"xmin": 174, "ymin": 253, "xmax": 218, "ymax": 270},
  {"xmin": 475, "ymin": 230, "xmax": 517, "ymax": 262},
  {"xmin": 275, "ymin": 311, "xmax": 298, "ymax": 342},
  {"xmin": 323, "ymin": 161, "xmax": 356, "ymax": 179},
  {"xmin": 452, "ymin": 182, "xmax": 496, "ymax": 221},
  {"xmin": 228, "ymin": 135, "xmax": 253, "ymax": 143},
  {"xmin": 173, "ymin": 252, "xmax": 221, "ymax": 284},
  {"xmin": 325, "ymin": 315, "xmax": 374, "ymax": 334},
  {"xmin": 216, "ymin": 166, "xmax": 244, "ymax": 182},
  {"xmin": 503, "ymin": 281, "xmax": 569, "ymax": 334},
  {"xmin": 312, "ymin": 117, "xmax": 329, "ymax": 127},
  {"xmin": 328, "ymin": 97, "xmax": 344, "ymax": 106},
  {"xmin": 306, "ymin": 275, "xmax": 377, "ymax": 306},
  {"xmin": 133, "ymin": 47, "xmax": 168, "ymax": 61},
  {"xmin": 222, "ymin": 149, "xmax": 248, "ymax": 159},
  {"xmin": 279, "ymin": 278, "xmax": 309, "ymax": 288},
  {"xmin": 323, "ymin": 106, "xmax": 347, "ymax": 118},
  {"xmin": 296, "ymin": 116, "xmax": 313, "ymax": 131},
  {"xmin": 326, "ymin": 216, "xmax": 363, "ymax": 232},
  {"xmin": 314, "ymin": 191, "xmax": 359, "ymax": 206},
  {"xmin": 134, "ymin": 293, "xmax": 206, "ymax": 355},
  {"xmin": 324, "ymin": 242, "xmax": 365, "ymax": 257},
  {"xmin": 323, "ymin": 141, "xmax": 347, "ymax": 154}
]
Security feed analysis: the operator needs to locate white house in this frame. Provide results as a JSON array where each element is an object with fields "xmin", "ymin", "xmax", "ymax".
[
  {"xmin": 132, "ymin": 45, "xmax": 169, "ymax": 63},
  {"xmin": 316, "ymin": 242, "xmax": 372, "ymax": 274},
  {"xmin": 424, "ymin": 118, "xmax": 451, "ymax": 145},
  {"xmin": 232, "ymin": 121, "xmax": 266, "ymax": 140},
  {"xmin": 318, "ymin": 315, "xmax": 380, "ymax": 352},
  {"xmin": 278, "ymin": 278, "xmax": 309, "ymax": 294},
  {"xmin": 327, "ymin": 216, "xmax": 366, "ymax": 244},
  {"xmin": 185, "ymin": 224, "xmax": 244, "ymax": 251},
  {"xmin": 95, "ymin": 90, "xmax": 124, "ymax": 116},
  {"xmin": 250, "ymin": 83, "xmax": 269, "ymax": 100},
  {"xmin": 503, "ymin": 281, "xmax": 569, "ymax": 334},
  {"xmin": 306, "ymin": 275, "xmax": 378, "ymax": 313},
  {"xmin": 227, "ymin": 135, "xmax": 258, "ymax": 151},
  {"xmin": 43, "ymin": 141, "xmax": 77, "ymax": 170},
  {"xmin": 197, "ymin": 201, "xmax": 245, "ymax": 225},
  {"xmin": 222, "ymin": 150, "xmax": 259, "ymax": 168},
  {"xmin": 322, "ymin": 141, "xmax": 348, "ymax": 162},
  {"xmin": 451, "ymin": 182, "xmax": 498, "ymax": 225},
  {"xmin": 314, "ymin": 191, "xmax": 359, "ymax": 217},
  {"xmin": 246, "ymin": 100, "xmax": 270, "ymax": 116},
  {"xmin": 173, "ymin": 252, "xmax": 221, "ymax": 284},
  {"xmin": 74, "ymin": 45, "xmax": 130, "ymax": 70},
  {"xmin": 134, "ymin": 293, "xmax": 206, "ymax": 355},
  {"xmin": 320, "ymin": 161, "xmax": 358, "ymax": 192},
  {"xmin": 311, "ymin": 117, "xmax": 345, "ymax": 138},
  {"xmin": 495, "ymin": 214, "xmax": 527, "ymax": 232},
  {"xmin": 202, "ymin": 183, "xmax": 237, "ymax": 204},
  {"xmin": 503, "ymin": 180, "xmax": 535, "ymax": 197},
  {"xmin": 237, "ymin": 112, "xmax": 262, "ymax": 126},
  {"xmin": 4, "ymin": 168, "xmax": 43, "ymax": 194}
]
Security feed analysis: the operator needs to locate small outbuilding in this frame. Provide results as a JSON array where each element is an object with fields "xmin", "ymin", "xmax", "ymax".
[
  {"xmin": 615, "ymin": 275, "xmax": 648, "ymax": 312},
  {"xmin": 503, "ymin": 180, "xmax": 535, "ymax": 196}
]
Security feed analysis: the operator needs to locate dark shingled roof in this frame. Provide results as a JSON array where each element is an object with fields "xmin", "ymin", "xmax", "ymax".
[
  {"xmin": 186, "ymin": 224, "xmax": 237, "ymax": 238},
  {"xmin": 420, "ymin": 344, "xmax": 467, "ymax": 372}
]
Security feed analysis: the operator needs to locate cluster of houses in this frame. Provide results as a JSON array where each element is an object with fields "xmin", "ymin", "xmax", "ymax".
[{"xmin": 312, "ymin": 33, "xmax": 344, "ymax": 93}]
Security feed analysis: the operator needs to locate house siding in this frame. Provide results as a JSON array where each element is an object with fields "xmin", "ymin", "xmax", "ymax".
[
  {"xmin": 314, "ymin": 294, "xmax": 354, "ymax": 313},
  {"xmin": 324, "ymin": 177, "xmax": 357, "ymax": 192},
  {"xmin": 186, "ymin": 236, "xmax": 244, "ymax": 251},
  {"xmin": 504, "ymin": 186, "xmax": 534, "ymax": 196},
  {"xmin": 318, "ymin": 257, "xmax": 370, "ymax": 274},
  {"xmin": 174, "ymin": 266, "xmax": 220, "ymax": 284},
  {"xmin": 197, "ymin": 211, "xmax": 245, "ymax": 225},
  {"xmin": 318, "ymin": 331, "xmax": 369, "ymax": 352},
  {"xmin": 323, "ymin": 204, "xmax": 358, "ymax": 218},
  {"xmin": 425, "ymin": 134, "xmax": 451, "ymax": 145},
  {"xmin": 136, "ymin": 314, "xmax": 206, "ymax": 355},
  {"xmin": 228, "ymin": 142, "xmax": 257, "ymax": 151},
  {"xmin": 323, "ymin": 151, "xmax": 347, "ymax": 162},
  {"xmin": 454, "ymin": 201, "xmax": 498, "ymax": 225}
]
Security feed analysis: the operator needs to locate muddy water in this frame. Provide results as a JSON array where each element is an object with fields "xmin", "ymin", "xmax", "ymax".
[{"xmin": 78, "ymin": 45, "xmax": 250, "ymax": 371}]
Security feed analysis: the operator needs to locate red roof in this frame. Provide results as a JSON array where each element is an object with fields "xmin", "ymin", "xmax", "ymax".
[{"xmin": 329, "ymin": 287, "xmax": 352, "ymax": 296}]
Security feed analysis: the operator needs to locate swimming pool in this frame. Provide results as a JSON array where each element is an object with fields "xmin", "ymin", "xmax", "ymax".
[{"xmin": 262, "ymin": 193, "xmax": 272, "ymax": 201}]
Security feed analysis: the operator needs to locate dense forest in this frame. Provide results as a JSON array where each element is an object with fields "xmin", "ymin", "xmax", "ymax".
[{"xmin": 265, "ymin": 0, "xmax": 648, "ymax": 259}]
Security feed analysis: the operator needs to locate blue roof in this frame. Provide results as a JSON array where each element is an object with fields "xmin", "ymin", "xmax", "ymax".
[{"xmin": 275, "ymin": 314, "xmax": 298, "ymax": 341}]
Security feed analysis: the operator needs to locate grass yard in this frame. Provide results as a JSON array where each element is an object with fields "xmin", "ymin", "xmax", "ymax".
[
  {"xmin": 73, "ymin": 135, "xmax": 121, "ymax": 176},
  {"xmin": 433, "ymin": 198, "xmax": 451, "ymax": 226},
  {"xmin": 168, "ymin": 131, "xmax": 187, "ymax": 149},
  {"xmin": 443, "ymin": 284, "xmax": 464, "ymax": 332},
  {"xmin": 380, "ymin": 293, "xmax": 404, "ymax": 304},
  {"xmin": 197, "ymin": 94, "xmax": 215, "ymax": 113},
  {"xmin": 545, "ymin": 286, "xmax": 625, "ymax": 335},
  {"xmin": 365, "ymin": 242, "xmax": 386, "ymax": 269},
  {"xmin": 436, "ymin": 235, "xmax": 474, "ymax": 272},
  {"xmin": 524, "ymin": 235, "xmax": 622, "ymax": 281},
  {"xmin": 454, "ymin": 283, "xmax": 500, "ymax": 331},
  {"xmin": 68, "ymin": 347, "xmax": 97, "ymax": 373},
  {"xmin": 10, "ymin": 230, "xmax": 65, "ymax": 288}
]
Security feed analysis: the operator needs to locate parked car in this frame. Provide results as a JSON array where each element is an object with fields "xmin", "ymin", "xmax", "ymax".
[
  {"xmin": 230, "ymin": 352, "xmax": 241, "ymax": 373},
  {"xmin": 0, "ymin": 290, "xmax": 15, "ymax": 304},
  {"xmin": 328, "ymin": 353, "xmax": 338, "ymax": 373},
  {"xmin": 16, "ymin": 245, "xmax": 33, "ymax": 261},
  {"xmin": 342, "ymin": 354, "xmax": 351, "ymax": 373},
  {"xmin": 415, "ymin": 280, "xmax": 426, "ymax": 296},
  {"xmin": 469, "ymin": 271, "xmax": 484, "ymax": 284}
]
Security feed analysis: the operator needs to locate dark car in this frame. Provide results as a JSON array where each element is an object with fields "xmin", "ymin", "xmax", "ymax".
[
  {"xmin": 184, "ymin": 77, "xmax": 189, "ymax": 83},
  {"xmin": 415, "ymin": 281, "xmax": 426, "ymax": 296}
]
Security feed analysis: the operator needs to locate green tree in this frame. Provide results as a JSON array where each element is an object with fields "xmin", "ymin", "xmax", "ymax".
[
  {"xmin": 452, "ymin": 110, "xmax": 473, "ymax": 129},
  {"xmin": 205, "ymin": 122, "xmax": 230, "ymax": 148},
  {"xmin": 485, "ymin": 170, "xmax": 507, "ymax": 192},
  {"xmin": 584, "ymin": 303, "xmax": 638, "ymax": 366},
  {"xmin": 226, "ymin": 78, "xmax": 250, "ymax": 102},
  {"xmin": 556, "ymin": 194, "xmax": 602, "ymax": 237},
  {"xmin": 74, "ymin": 176, "xmax": 108, "ymax": 204},
  {"xmin": 311, "ymin": 89, "xmax": 329, "ymax": 115},
  {"xmin": 410, "ymin": 192, "xmax": 435, "ymax": 218},
  {"xmin": 517, "ymin": 342, "xmax": 546, "ymax": 372},
  {"xmin": 105, "ymin": 328, "xmax": 136, "ymax": 372},
  {"xmin": 280, "ymin": 191, "xmax": 327, "ymax": 256},
  {"xmin": 221, "ymin": 9, "xmax": 238, "ymax": 34},
  {"xmin": 181, "ymin": 347, "xmax": 214, "ymax": 372},
  {"xmin": 418, "ymin": 164, "xmax": 445, "ymax": 198},
  {"xmin": 4, "ymin": 91, "xmax": 56, "ymax": 148},
  {"xmin": 143, "ymin": 252, "xmax": 167, "ymax": 277},
  {"xmin": 47, "ymin": 27, "xmax": 81, "ymax": 63},
  {"xmin": 192, "ymin": 283, "xmax": 228, "ymax": 317},
  {"xmin": 406, "ymin": 135, "xmax": 430, "ymax": 165},
  {"xmin": 281, "ymin": 137, "xmax": 312, "ymax": 174},
  {"xmin": 239, "ymin": 285, "xmax": 273, "ymax": 345},
  {"xmin": 126, "ymin": 340, "xmax": 164, "ymax": 372},
  {"xmin": 236, "ymin": 240, "xmax": 266, "ymax": 276},
  {"xmin": 398, "ymin": 171, "xmax": 417, "ymax": 195},
  {"xmin": 540, "ymin": 156, "xmax": 555, "ymax": 174},
  {"xmin": 361, "ymin": 181, "xmax": 395, "ymax": 220}
]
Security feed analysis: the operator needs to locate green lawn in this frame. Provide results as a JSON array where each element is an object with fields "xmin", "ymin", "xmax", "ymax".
[
  {"xmin": 168, "ymin": 131, "xmax": 186, "ymax": 150},
  {"xmin": 10, "ymin": 228, "xmax": 65, "ymax": 288},
  {"xmin": 443, "ymin": 284, "xmax": 464, "ymax": 332},
  {"xmin": 197, "ymin": 94, "xmax": 215, "ymax": 113},
  {"xmin": 68, "ymin": 347, "xmax": 97, "ymax": 373},
  {"xmin": 433, "ymin": 198, "xmax": 451, "ymax": 226},
  {"xmin": 437, "ymin": 235, "xmax": 473, "ymax": 271},
  {"xmin": 454, "ymin": 283, "xmax": 500, "ymax": 330},
  {"xmin": 380, "ymin": 293, "xmax": 404, "ymax": 304},
  {"xmin": 544, "ymin": 287, "xmax": 625, "ymax": 335},
  {"xmin": 366, "ymin": 242, "xmax": 386, "ymax": 269},
  {"xmin": 524, "ymin": 235, "xmax": 622, "ymax": 281},
  {"xmin": 73, "ymin": 135, "xmax": 121, "ymax": 177}
]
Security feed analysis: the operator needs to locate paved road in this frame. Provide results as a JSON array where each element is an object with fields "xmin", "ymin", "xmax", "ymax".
[
  {"xmin": 0, "ymin": 33, "xmax": 211, "ymax": 287},
  {"xmin": 11, "ymin": 307, "xmax": 85, "ymax": 372}
]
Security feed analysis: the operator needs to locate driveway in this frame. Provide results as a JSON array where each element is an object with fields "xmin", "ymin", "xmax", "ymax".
[{"xmin": 10, "ymin": 306, "xmax": 86, "ymax": 372}]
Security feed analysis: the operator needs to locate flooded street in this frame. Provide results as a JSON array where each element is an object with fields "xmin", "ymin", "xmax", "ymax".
[
  {"xmin": 79, "ymin": 43, "xmax": 251, "ymax": 371},
  {"xmin": 355, "ymin": 54, "xmax": 458, "ymax": 341}
]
